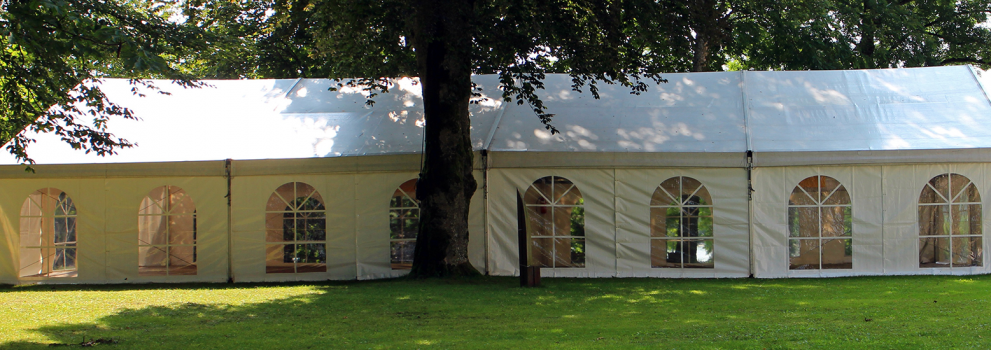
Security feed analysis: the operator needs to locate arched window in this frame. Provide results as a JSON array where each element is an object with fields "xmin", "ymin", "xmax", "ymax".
[
  {"xmin": 919, "ymin": 173, "xmax": 983, "ymax": 268},
  {"xmin": 524, "ymin": 176, "xmax": 585, "ymax": 268},
  {"xmin": 138, "ymin": 186, "xmax": 197, "ymax": 276},
  {"xmin": 650, "ymin": 177, "xmax": 714, "ymax": 268},
  {"xmin": 390, "ymin": 179, "xmax": 419, "ymax": 270},
  {"xmin": 19, "ymin": 188, "xmax": 77, "ymax": 278},
  {"xmin": 788, "ymin": 176, "xmax": 852, "ymax": 270},
  {"xmin": 265, "ymin": 182, "xmax": 326, "ymax": 274}
]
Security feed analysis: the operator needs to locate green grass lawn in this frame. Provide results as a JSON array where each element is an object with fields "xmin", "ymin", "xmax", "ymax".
[{"xmin": 1, "ymin": 275, "xmax": 989, "ymax": 349}]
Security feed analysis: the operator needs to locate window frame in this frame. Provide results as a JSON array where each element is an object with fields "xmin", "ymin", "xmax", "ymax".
[
  {"xmin": 786, "ymin": 175, "xmax": 853, "ymax": 270},
  {"xmin": 918, "ymin": 173, "xmax": 983, "ymax": 269},
  {"xmin": 389, "ymin": 179, "xmax": 419, "ymax": 270},
  {"xmin": 19, "ymin": 188, "xmax": 78, "ymax": 278},
  {"xmin": 265, "ymin": 182, "xmax": 328, "ymax": 274},
  {"xmin": 649, "ymin": 176, "xmax": 715, "ymax": 269},
  {"xmin": 137, "ymin": 185, "xmax": 198, "ymax": 277},
  {"xmin": 524, "ymin": 175, "xmax": 586, "ymax": 268}
]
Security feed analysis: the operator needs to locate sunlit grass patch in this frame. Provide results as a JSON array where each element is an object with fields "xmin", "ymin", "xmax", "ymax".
[{"xmin": 2, "ymin": 275, "xmax": 991, "ymax": 348}]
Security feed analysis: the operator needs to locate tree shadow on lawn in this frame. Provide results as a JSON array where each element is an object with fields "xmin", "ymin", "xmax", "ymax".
[
  {"xmin": 2, "ymin": 275, "xmax": 989, "ymax": 349},
  {"xmin": 0, "ymin": 277, "xmax": 538, "ymax": 349}
]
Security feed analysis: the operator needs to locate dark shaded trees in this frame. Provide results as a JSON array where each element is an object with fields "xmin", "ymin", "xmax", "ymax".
[
  {"xmin": 298, "ymin": 0, "xmax": 681, "ymax": 276},
  {"xmin": 730, "ymin": 0, "xmax": 991, "ymax": 70}
]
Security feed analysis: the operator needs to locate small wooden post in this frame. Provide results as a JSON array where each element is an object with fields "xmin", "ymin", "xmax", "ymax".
[{"xmin": 517, "ymin": 190, "xmax": 540, "ymax": 287}]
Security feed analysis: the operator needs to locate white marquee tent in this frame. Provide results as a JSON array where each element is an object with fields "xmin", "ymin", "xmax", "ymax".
[{"xmin": 1, "ymin": 65, "xmax": 990, "ymax": 284}]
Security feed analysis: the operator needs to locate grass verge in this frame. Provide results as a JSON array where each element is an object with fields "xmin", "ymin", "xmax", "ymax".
[{"xmin": 1, "ymin": 275, "xmax": 989, "ymax": 349}]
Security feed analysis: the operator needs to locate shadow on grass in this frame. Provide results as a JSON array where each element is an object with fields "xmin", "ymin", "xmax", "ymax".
[
  {"xmin": 0, "ymin": 277, "xmax": 526, "ymax": 349},
  {"xmin": 2, "ymin": 275, "xmax": 990, "ymax": 349}
]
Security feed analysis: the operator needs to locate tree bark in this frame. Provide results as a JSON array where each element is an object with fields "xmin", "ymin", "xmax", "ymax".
[{"xmin": 408, "ymin": 0, "xmax": 479, "ymax": 277}]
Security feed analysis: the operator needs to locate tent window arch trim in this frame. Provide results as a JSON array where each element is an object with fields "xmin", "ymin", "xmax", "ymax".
[
  {"xmin": 138, "ymin": 185, "xmax": 198, "ymax": 276},
  {"xmin": 19, "ymin": 188, "xmax": 78, "ymax": 278},
  {"xmin": 650, "ymin": 176, "xmax": 714, "ymax": 269},
  {"xmin": 390, "ymin": 179, "xmax": 419, "ymax": 270},
  {"xmin": 787, "ymin": 175, "xmax": 853, "ymax": 270},
  {"xmin": 918, "ymin": 173, "xmax": 983, "ymax": 268},
  {"xmin": 265, "ymin": 182, "xmax": 328, "ymax": 274},
  {"xmin": 524, "ymin": 176, "xmax": 586, "ymax": 268}
]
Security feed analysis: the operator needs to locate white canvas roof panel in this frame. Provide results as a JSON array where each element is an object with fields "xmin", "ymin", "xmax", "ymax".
[
  {"xmin": 486, "ymin": 72, "xmax": 747, "ymax": 153},
  {"xmin": 3, "ymin": 66, "xmax": 990, "ymax": 166},
  {"xmin": 746, "ymin": 66, "xmax": 991, "ymax": 152}
]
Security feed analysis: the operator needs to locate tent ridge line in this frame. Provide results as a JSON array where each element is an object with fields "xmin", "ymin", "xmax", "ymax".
[
  {"xmin": 283, "ymin": 78, "xmax": 303, "ymax": 99},
  {"xmin": 482, "ymin": 103, "xmax": 509, "ymax": 151},
  {"xmin": 740, "ymin": 70, "xmax": 753, "ymax": 154},
  {"xmin": 967, "ymin": 65, "xmax": 991, "ymax": 110}
]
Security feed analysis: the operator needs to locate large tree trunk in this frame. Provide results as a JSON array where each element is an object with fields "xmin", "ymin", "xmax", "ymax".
[{"xmin": 408, "ymin": 0, "xmax": 479, "ymax": 277}]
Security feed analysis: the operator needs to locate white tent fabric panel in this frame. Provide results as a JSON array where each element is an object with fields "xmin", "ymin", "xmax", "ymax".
[
  {"xmin": 880, "ymin": 163, "xmax": 990, "ymax": 275},
  {"xmin": 279, "ymin": 77, "xmax": 506, "ymax": 155},
  {"xmin": 228, "ymin": 167, "xmax": 486, "ymax": 282},
  {"xmin": 0, "ymin": 179, "xmax": 91, "ymax": 284},
  {"xmin": 487, "ymin": 72, "xmax": 747, "ymax": 154},
  {"xmin": 614, "ymin": 168, "xmax": 749, "ymax": 278},
  {"xmin": 353, "ymin": 173, "xmax": 409, "ymax": 280},
  {"xmin": 486, "ymin": 168, "xmax": 617, "ymax": 277},
  {"xmin": 230, "ymin": 173, "xmax": 358, "ymax": 282},
  {"xmin": 747, "ymin": 66, "xmax": 991, "ymax": 153},
  {"xmin": 102, "ymin": 177, "xmax": 230, "ymax": 283},
  {"xmin": 751, "ymin": 166, "xmax": 884, "ymax": 278},
  {"xmin": 0, "ymin": 174, "xmax": 230, "ymax": 284},
  {"xmin": 5, "ymin": 66, "xmax": 991, "ymax": 168}
]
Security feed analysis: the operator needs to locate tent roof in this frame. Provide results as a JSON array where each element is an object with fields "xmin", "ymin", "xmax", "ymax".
[{"xmin": 5, "ymin": 65, "xmax": 991, "ymax": 166}]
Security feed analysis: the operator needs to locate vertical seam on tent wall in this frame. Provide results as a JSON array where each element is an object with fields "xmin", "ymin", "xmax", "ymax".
[
  {"xmin": 613, "ymin": 168, "xmax": 619, "ymax": 277},
  {"xmin": 740, "ymin": 71, "xmax": 755, "ymax": 277},
  {"xmin": 482, "ymin": 103, "xmax": 508, "ymax": 151},
  {"xmin": 103, "ymin": 175, "xmax": 109, "ymax": 282},
  {"xmin": 741, "ymin": 71, "xmax": 752, "ymax": 153},
  {"xmin": 225, "ymin": 159, "xmax": 234, "ymax": 282},
  {"xmin": 353, "ymin": 174, "xmax": 359, "ymax": 279},
  {"xmin": 884, "ymin": 165, "xmax": 892, "ymax": 274},
  {"xmin": 746, "ymin": 151, "xmax": 755, "ymax": 278},
  {"xmin": 966, "ymin": 65, "xmax": 991, "ymax": 109},
  {"xmin": 482, "ymin": 151, "xmax": 490, "ymax": 275}
]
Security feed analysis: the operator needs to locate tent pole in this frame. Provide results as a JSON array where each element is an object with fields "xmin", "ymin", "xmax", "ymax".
[{"xmin": 225, "ymin": 159, "xmax": 234, "ymax": 283}]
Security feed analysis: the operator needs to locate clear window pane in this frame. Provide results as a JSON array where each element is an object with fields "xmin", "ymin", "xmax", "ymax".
[
  {"xmin": 821, "ymin": 239, "xmax": 852, "ymax": 269},
  {"xmin": 952, "ymin": 237, "xmax": 982, "ymax": 267},
  {"xmin": 821, "ymin": 206, "xmax": 851, "ymax": 237},
  {"xmin": 823, "ymin": 185, "xmax": 851, "ymax": 205},
  {"xmin": 928, "ymin": 174, "xmax": 951, "ymax": 201},
  {"xmin": 391, "ymin": 241, "xmax": 416, "ymax": 269},
  {"xmin": 650, "ymin": 239, "xmax": 679, "ymax": 268},
  {"xmin": 919, "ymin": 183, "xmax": 943, "ymax": 204},
  {"xmin": 555, "ymin": 238, "xmax": 585, "ymax": 268},
  {"xmin": 683, "ymin": 239, "xmax": 714, "ymax": 268},
  {"xmin": 169, "ymin": 245, "xmax": 197, "ymax": 275},
  {"xmin": 919, "ymin": 237, "xmax": 951, "ymax": 267},
  {"xmin": 650, "ymin": 186, "xmax": 677, "ymax": 206},
  {"xmin": 949, "ymin": 174, "xmax": 972, "ymax": 202},
  {"xmin": 265, "ymin": 244, "xmax": 296, "ymax": 274},
  {"xmin": 789, "ymin": 239, "xmax": 819, "ymax": 270},
  {"xmin": 788, "ymin": 207, "xmax": 819, "ymax": 238},
  {"xmin": 526, "ymin": 205, "xmax": 553, "ymax": 237},
  {"xmin": 139, "ymin": 246, "xmax": 169, "ymax": 276},
  {"xmin": 792, "ymin": 177, "xmax": 819, "ymax": 204},
  {"xmin": 649, "ymin": 208, "xmax": 670, "ymax": 238},
  {"xmin": 531, "ymin": 238, "xmax": 554, "ymax": 267}
]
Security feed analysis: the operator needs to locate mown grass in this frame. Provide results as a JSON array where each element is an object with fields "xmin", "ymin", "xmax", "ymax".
[{"xmin": 1, "ymin": 275, "xmax": 989, "ymax": 349}]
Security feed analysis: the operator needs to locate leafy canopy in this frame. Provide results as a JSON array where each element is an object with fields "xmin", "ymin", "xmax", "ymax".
[{"xmin": 0, "ymin": 0, "xmax": 206, "ymax": 164}]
